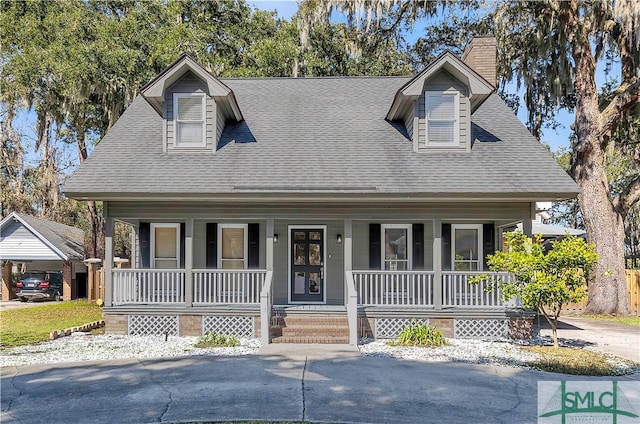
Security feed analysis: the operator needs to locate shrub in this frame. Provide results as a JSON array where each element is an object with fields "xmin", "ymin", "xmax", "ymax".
[
  {"xmin": 194, "ymin": 332, "xmax": 239, "ymax": 348},
  {"xmin": 389, "ymin": 321, "xmax": 447, "ymax": 347}
]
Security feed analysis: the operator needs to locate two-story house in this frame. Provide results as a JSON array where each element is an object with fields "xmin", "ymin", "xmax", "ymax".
[{"xmin": 63, "ymin": 38, "xmax": 579, "ymax": 344}]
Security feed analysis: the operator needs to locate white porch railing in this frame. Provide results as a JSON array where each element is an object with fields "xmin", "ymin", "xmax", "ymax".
[
  {"xmin": 352, "ymin": 270, "xmax": 435, "ymax": 306},
  {"xmin": 193, "ymin": 270, "xmax": 267, "ymax": 305},
  {"xmin": 442, "ymin": 271, "xmax": 519, "ymax": 308},
  {"xmin": 112, "ymin": 269, "xmax": 185, "ymax": 305}
]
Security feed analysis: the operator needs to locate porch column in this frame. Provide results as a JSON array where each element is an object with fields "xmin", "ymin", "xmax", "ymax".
[
  {"xmin": 522, "ymin": 202, "xmax": 535, "ymax": 237},
  {"xmin": 104, "ymin": 217, "xmax": 114, "ymax": 307},
  {"xmin": 1, "ymin": 261, "xmax": 14, "ymax": 301},
  {"xmin": 433, "ymin": 219, "xmax": 442, "ymax": 310},
  {"xmin": 266, "ymin": 219, "xmax": 274, "ymax": 271},
  {"xmin": 130, "ymin": 224, "xmax": 138, "ymax": 268},
  {"xmin": 344, "ymin": 218, "xmax": 358, "ymax": 345},
  {"xmin": 344, "ymin": 219, "xmax": 353, "ymax": 271},
  {"xmin": 62, "ymin": 260, "xmax": 73, "ymax": 301},
  {"xmin": 184, "ymin": 219, "xmax": 194, "ymax": 307},
  {"xmin": 261, "ymin": 219, "xmax": 274, "ymax": 346}
]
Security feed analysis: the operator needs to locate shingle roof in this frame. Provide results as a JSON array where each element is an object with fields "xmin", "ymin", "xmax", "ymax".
[
  {"xmin": 1, "ymin": 212, "xmax": 85, "ymax": 261},
  {"xmin": 63, "ymin": 76, "xmax": 578, "ymax": 200}
]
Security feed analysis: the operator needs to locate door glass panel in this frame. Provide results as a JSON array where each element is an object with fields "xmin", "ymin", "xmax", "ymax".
[
  {"xmin": 309, "ymin": 243, "xmax": 321, "ymax": 265},
  {"xmin": 294, "ymin": 244, "xmax": 306, "ymax": 265},
  {"xmin": 309, "ymin": 231, "xmax": 321, "ymax": 240},
  {"xmin": 309, "ymin": 273, "xmax": 320, "ymax": 294},
  {"xmin": 294, "ymin": 231, "xmax": 306, "ymax": 240},
  {"xmin": 294, "ymin": 272, "xmax": 306, "ymax": 294},
  {"xmin": 155, "ymin": 227, "xmax": 177, "ymax": 258}
]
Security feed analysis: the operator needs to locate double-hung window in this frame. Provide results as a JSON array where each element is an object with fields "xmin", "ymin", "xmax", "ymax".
[
  {"xmin": 451, "ymin": 224, "xmax": 483, "ymax": 271},
  {"xmin": 381, "ymin": 224, "xmax": 412, "ymax": 271},
  {"xmin": 218, "ymin": 224, "xmax": 248, "ymax": 269},
  {"xmin": 174, "ymin": 93, "xmax": 206, "ymax": 147},
  {"xmin": 425, "ymin": 92, "xmax": 459, "ymax": 146},
  {"xmin": 151, "ymin": 223, "xmax": 180, "ymax": 269}
]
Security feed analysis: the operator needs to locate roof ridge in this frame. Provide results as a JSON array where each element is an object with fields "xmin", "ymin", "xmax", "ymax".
[{"xmin": 220, "ymin": 75, "xmax": 412, "ymax": 81}]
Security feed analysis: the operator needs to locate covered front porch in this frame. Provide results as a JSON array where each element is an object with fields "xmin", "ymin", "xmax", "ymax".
[{"xmin": 102, "ymin": 202, "xmax": 537, "ymax": 344}]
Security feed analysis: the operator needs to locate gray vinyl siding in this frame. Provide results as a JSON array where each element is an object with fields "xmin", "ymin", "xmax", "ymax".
[
  {"xmin": 0, "ymin": 222, "xmax": 62, "ymax": 260},
  {"xmin": 165, "ymin": 72, "xmax": 218, "ymax": 153},
  {"xmin": 107, "ymin": 201, "xmax": 532, "ymax": 222},
  {"xmin": 107, "ymin": 200, "xmax": 533, "ymax": 306},
  {"xmin": 417, "ymin": 70, "xmax": 470, "ymax": 152}
]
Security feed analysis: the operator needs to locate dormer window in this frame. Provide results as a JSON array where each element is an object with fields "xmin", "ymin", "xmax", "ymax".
[
  {"xmin": 425, "ymin": 91, "xmax": 459, "ymax": 146},
  {"xmin": 174, "ymin": 93, "xmax": 206, "ymax": 147}
]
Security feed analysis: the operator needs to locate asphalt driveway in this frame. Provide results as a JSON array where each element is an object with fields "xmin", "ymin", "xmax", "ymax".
[{"xmin": 1, "ymin": 345, "xmax": 638, "ymax": 424}]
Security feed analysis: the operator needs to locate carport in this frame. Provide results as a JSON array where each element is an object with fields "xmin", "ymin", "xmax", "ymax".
[{"xmin": 0, "ymin": 212, "xmax": 86, "ymax": 301}]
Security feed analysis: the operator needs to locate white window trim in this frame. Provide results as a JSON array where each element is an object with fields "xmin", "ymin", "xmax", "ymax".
[
  {"xmin": 451, "ymin": 224, "xmax": 483, "ymax": 271},
  {"xmin": 173, "ymin": 92, "xmax": 206, "ymax": 148},
  {"xmin": 425, "ymin": 91, "xmax": 460, "ymax": 147},
  {"xmin": 381, "ymin": 224, "xmax": 412, "ymax": 271},
  {"xmin": 217, "ymin": 224, "xmax": 248, "ymax": 269},
  {"xmin": 150, "ymin": 223, "xmax": 181, "ymax": 269}
]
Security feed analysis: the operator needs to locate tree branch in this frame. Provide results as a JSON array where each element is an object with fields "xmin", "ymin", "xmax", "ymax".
[
  {"xmin": 599, "ymin": 77, "xmax": 640, "ymax": 138},
  {"xmin": 614, "ymin": 175, "xmax": 640, "ymax": 216}
]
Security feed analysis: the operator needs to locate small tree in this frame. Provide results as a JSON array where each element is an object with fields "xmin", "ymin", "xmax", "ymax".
[{"xmin": 473, "ymin": 232, "xmax": 597, "ymax": 348}]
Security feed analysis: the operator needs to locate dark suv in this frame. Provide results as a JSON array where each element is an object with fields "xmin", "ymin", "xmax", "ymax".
[{"xmin": 16, "ymin": 271, "xmax": 64, "ymax": 302}]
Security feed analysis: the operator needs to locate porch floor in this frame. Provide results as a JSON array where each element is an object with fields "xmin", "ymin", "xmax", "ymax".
[{"xmin": 272, "ymin": 305, "xmax": 347, "ymax": 316}]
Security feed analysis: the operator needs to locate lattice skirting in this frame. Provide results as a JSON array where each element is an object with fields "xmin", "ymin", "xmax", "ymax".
[
  {"xmin": 128, "ymin": 315, "xmax": 179, "ymax": 336},
  {"xmin": 202, "ymin": 316, "xmax": 254, "ymax": 338},
  {"xmin": 454, "ymin": 319, "xmax": 507, "ymax": 339},
  {"xmin": 375, "ymin": 318, "xmax": 430, "ymax": 339}
]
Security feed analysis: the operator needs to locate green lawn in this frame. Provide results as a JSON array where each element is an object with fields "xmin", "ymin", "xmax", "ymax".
[
  {"xmin": 571, "ymin": 314, "xmax": 640, "ymax": 327},
  {"xmin": 0, "ymin": 300, "xmax": 103, "ymax": 349}
]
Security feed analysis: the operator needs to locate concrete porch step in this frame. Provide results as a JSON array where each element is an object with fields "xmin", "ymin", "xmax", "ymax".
[{"xmin": 270, "ymin": 335, "xmax": 350, "ymax": 344}]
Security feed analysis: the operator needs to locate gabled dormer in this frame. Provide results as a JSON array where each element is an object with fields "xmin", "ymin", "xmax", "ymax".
[
  {"xmin": 387, "ymin": 40, "xmax": 495, "ymax": 153},
  {"xmin": 141, "ymin": 54, "xmax": 243, "ymax": 153}
]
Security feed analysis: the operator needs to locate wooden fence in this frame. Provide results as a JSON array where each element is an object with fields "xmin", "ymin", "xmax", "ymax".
[
  {"xmin": 87, "ymin": 267, "xmax": 105, "ymax": 303},
  {"xmin": 562, "ymin": 270, "xmax": 640, "ymax": 316}
]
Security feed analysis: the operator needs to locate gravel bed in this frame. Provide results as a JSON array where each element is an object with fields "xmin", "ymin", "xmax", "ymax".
[
  {"xmin": 2, "ymin": 334, "xmax": 637, "ymax": 376},
  {"xmin": 0, "ymin": 333, "xmax": 260, "ymax": 367},
  {"xmin": 359, "ymin": 338, "xmax": 541, "ymax": 368}
]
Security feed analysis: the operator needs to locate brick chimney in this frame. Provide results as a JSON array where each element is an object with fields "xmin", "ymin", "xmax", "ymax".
[{"xmin": 461, "ymin": 37, "xmax": 497, "ymax": 88}]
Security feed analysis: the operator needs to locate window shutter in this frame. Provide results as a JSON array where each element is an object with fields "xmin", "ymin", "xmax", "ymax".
[
  {"xmin": 483, "ymin": 223, "xmax": 495, "ymax": 270},
  {"xmin": 248, "ymin": 223, "xmax": 260, "ymax": 269},
  {"xmin": 369, "ymin": 223, "xmax": 381, "ymax": 270},
  {"xmin": 412, "ymin": 224, "xmax": 424, "ymax": 270},
  {"xmin": 180, "ymin": 222, "xmax": 186, "ymax": 268},
  {"xmin": 206, "ymin": 223, "xmax": 217, "ymax": 268},
  {"xmin": 442, "ymin": 223, "xmax": 452, "ymax": 271},
  {"xmin": 139, "ymin": 223, "xmax": 150, "ymax": 269}
]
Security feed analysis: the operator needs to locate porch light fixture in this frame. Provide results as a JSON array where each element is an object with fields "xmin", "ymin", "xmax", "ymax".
[
  {"xmin": 273, "ymin": 234, "xmax": 279, "ymax": 244},
  {"xmin": 336, "ymin": 234, "xmax": 342, "ymax": 244}
]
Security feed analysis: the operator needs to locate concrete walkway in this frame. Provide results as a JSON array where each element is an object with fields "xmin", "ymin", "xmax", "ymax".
[
  {"xmin": 536, "ymin": 316, "xmax": 640, "ymax": 362},
  {"xmin": 1, "ymin": 345, "xmax": 638, "ymax": 424}
]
